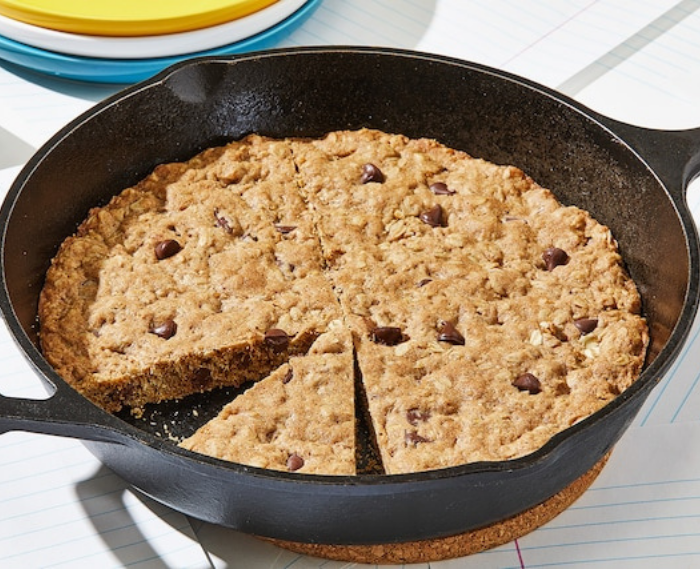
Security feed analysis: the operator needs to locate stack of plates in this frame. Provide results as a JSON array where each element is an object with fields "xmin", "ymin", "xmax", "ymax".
[{"xmin": 0, "ymin": 0, "xmax": 320, "ymax": 83}]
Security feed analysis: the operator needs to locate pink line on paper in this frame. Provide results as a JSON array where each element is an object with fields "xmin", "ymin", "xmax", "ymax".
[{"xmin": 515, "ymin": 538, "xmax": 526, "ymax": 568}]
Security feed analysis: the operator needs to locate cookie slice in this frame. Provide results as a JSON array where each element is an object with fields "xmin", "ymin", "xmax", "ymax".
[
  {"xmin": 292, "ymin": 129, "xmax": 648, "ymax": 474},
  {"xmin": 179, "ymin": 324, "xmax": 356, "ymax": 475},
  {"xmin": 354, "ymin": 305, "xmax": 648, "ymax": 475},
  {"xmin": 39, "ymin": 135, "xmax": 340, "ymax": 414}
]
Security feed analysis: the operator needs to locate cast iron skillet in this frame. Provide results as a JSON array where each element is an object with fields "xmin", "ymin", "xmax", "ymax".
[{"xmin": 1, "ymin": 47, "xmax": 699, "ymax": 545}]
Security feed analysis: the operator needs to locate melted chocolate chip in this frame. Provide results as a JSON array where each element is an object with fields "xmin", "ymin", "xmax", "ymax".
[
  {"xmin": 513, "ymin": 372, "xmax": 542, "ymax": 394},
  {"xmin": 192, "ymin": 368, "xmax": 212, "ymax": 390},
  {"xmin": 429, "ymin": 182, "xmax": 455, "ymax": 195},
  {"xmin": 282, "ymin": 368, "xmax": 294, "ymax": 384},
  {"xmin": 287, "ymin": 453, "xmax": 304, "ymax": 472},
  {"xmin": 406, "ymin": 408, "xmax": 431, "ymax": 426},
  {"xmin": 419, "ymin": 204, "xmax": 444, "ymax": 227},
  {"xmin": 542, "ymin": 247, "xmax": 569, "ymax": 271},
  {"xmin": 360, "ymin": 163, "xmax": 384, "ymax": 184},
  {"xmin": 574, "ymin": 318, "xmax": 599, "ymax": 335},
  {"xmin": 405, "ymin": 431, "xmax": 431, "ymax": 446},
  {"xmin": 438, "ymin": 321, "xmax": 465, "ymax": 345},
  {"xmin": 154, "ymin": 239, "xmax": 182, "ymax": 260},
  {"xmin": 371, "ymin": 326, "xmax": 404, "ymax": 346},
  {"xmin": 150, "ymin": 319, "xmax": 177, "ymax": 339},
  {"xmin": 264, "ymin": 328, "xmax": 290, "ymax": 352},
  {"xmin": 275, "ymin": 224, "xmax": 297, "ymax": 234},
  {"xmin": 417, "ymin": 278, "xmax": 433, "ymax": 287}
]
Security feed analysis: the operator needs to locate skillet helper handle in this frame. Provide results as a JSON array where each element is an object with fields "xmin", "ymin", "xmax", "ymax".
[
  {"xmin": 0, "ymin": 381, "xmax": 118, "ymax": 443},
  {"xmin": 596, "ymin": 116, "xmax": 700, "ymax": 203}
]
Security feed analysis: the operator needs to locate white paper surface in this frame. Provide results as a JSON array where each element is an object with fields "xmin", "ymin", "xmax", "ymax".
[
  {"xmin": 2, "ymin": 1, "xmax": 700, "ymax": 567},
  {"xmin": 279, "ymin": 0, "xmax": 682, "ymax": 87},
  {"xmin": 518, "ymin": 422, "xmax": 700, "ymax": 569},
  {"xmin": 192, "ymin": 422, "xmax": 700, "ymax": 569},
  {"xmin": 565, "ymin": 0, "xmax": 700, "ymax": 129},
  {"xmin": 0, "ymin": 324, "xmax": 211, "ymax": 569}
]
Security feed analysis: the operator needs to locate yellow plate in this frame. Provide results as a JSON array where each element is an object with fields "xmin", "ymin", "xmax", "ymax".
[{"xmin": 0, "ymin": 0, "xmax": 278, "ymax": 36}]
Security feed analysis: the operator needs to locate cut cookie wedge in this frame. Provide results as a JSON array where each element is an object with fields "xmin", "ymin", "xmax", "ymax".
[
  {"xmin": 39, "ymin": 135, "xmax": 340, "ymax": 414},
  {"xmin": 179, "ymin": 324, "xmax": 356, "ymax": 475}
]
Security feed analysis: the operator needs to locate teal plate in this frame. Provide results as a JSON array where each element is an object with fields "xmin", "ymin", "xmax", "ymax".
[{"xmin": 0, "ymin": 0, "xmax": 319, "ymax": 83}]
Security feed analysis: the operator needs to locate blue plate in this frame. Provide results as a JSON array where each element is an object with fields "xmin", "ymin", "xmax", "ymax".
[{"xmin": 0, "ymin": 0, "xmax": 320, "ymax": 83}]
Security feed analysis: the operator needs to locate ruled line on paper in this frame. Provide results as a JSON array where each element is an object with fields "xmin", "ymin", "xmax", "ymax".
[
  {"xmin": 0, "ymin": 431, "xmax": 211, "ymax": 569},
  {"xmin": 569, "ymin": 1, "xmax": 700, "ymax": 128},
  {"xmin": 516, "ymin": 421, "xmax": 700, "ymax": 569},
  {"xmin": 2, "ymin": 2, "xmax": 700, "ymax": 567},
  {"xmin": 500, "ymin": 0, "xmax": 601, "ymax": 67},
  {"xmin": 558, "ymin": 0, "xmax": 700, "ymax": 96},
  {"xmin": 636, "ymin": 317, "xmax": 700, "ymax": 426},
  {"xmin": 515, "ymin": 539, "xmax": 527, "ymax": 569},
  {"xmin": 0, "ymin": 173, "xmax": 212, "ymax": 569}
]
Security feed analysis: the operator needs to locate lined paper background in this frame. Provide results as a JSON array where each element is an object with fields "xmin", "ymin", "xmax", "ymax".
[{"xmin": 2, "ymin": 1, "xmax": 700, "ymax": 567}]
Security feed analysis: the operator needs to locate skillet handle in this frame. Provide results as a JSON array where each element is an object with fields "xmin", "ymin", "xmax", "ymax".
[
  {"xmin": 595, "ymin": 115, "xmax": 700, "ymax": 204},
  {"xmin": 0, "ymin": 382, "xmax": 121, "ymax": 444}
]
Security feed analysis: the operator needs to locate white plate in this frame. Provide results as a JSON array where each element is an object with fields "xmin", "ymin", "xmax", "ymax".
[
  {"xmin": 0, "ymin": 0, "xmax": 306, "ymax": 59},
  {"xmin": 0, "ymin": 0, "xmax": 320, "ymax": 83}
]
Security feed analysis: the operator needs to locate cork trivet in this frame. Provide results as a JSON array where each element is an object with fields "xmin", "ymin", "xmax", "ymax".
[{"xmin": 265, "ymin": 452, "xmax": 609, "ymax": 565}]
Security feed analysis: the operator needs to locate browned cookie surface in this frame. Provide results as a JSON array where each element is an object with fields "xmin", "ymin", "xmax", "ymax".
[
  {"xmin": 40, "ymin": 128, "xmax": 648, "ymax": 474},
  {"xmin": 292, "ymin": 129, "xmax": 647, "ymax": 473},
  {"xmin": 180, "ymin": 324, "xmax": 356, "ymax": 475}
]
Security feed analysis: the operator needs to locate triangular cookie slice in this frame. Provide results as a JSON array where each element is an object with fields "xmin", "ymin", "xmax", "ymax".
[{"xmin": 179, "ymin": 323, "xmax": 356, "ymax": 475}]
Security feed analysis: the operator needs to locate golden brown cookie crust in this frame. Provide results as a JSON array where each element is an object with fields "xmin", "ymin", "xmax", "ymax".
[
  {"xmin": 292, "ymin": 129, "xmax": 647, "ymax": 473},
  {"xmin": 39, "ymin": 136, "xmax": 340, "ymax": 414},
  {"xmin": 39, "ymin": 128, "xmax": 648, "ymax": 474}
]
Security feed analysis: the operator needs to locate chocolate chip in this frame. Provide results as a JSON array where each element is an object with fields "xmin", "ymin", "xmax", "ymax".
[
  {"xmin": 154, "ymin": 239, "xmax": 182, "ymax": 260},
  {"xmin": 360, "ymin": 163, "xmax": 384, "ymax": 184},
  {"xmin": 574, "ymin": 318, "xmax": 599, "ymax": 335},
  {"xmin": 429, "ymin": 182, "xmax": 455, "ymax": 195},
  {"xmin": 214, "ymin": 209, "xmax": 232, "ymax": 233},
  {"xmin": 264, "ymin": 328, "xmax": 290, "ymax": 352},
  {"xmin": 406, "ymin": 408, "xmax": 431, "ymax": 426},
  {"xmin": 417, "ymin": 278, "xmax": 432, "ymax": 287},
  {"xmin": 287, "ymin": 453, "xmax": 304, "ymax": 472},
  {"xmin": 282, "ymin": 368, "xmax": 294, "ymax": 384},
  {"xmin": 275, "ymin": 224, "xmax": 297, "ymax": 234},
  {"xmin": 405, "ymin": 431, "xmax": 431, "ymax": 446},
  {"xmin": 438, "ymin": 321, "xmax": 465, "ymax": 346},
  {"xmin": 419, "ymin": 204, "xmax": 444, "ymax": 227},
  {"xmin": 192, "ymin": 368, "xmax": 212, "ymax": 390},
  {"xmin": 150, "ymin": 319, "xmax": 177, "ymax": 339},
  {"xmin": 371, "ymin": 326, "xmax": 404, "ymax": 346},
  {"xmin": 513, "ymin": 373, "xmax": 542, "ymax": 394},
  {"xmin": 542, "ymin": 247, "xmax": 569, "ymax": 271}
]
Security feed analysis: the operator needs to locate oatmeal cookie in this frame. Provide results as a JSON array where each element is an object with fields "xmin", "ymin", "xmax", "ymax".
[{"xmin": 40, "ymin": 128, "xmax": 648, "ymax": 474}]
